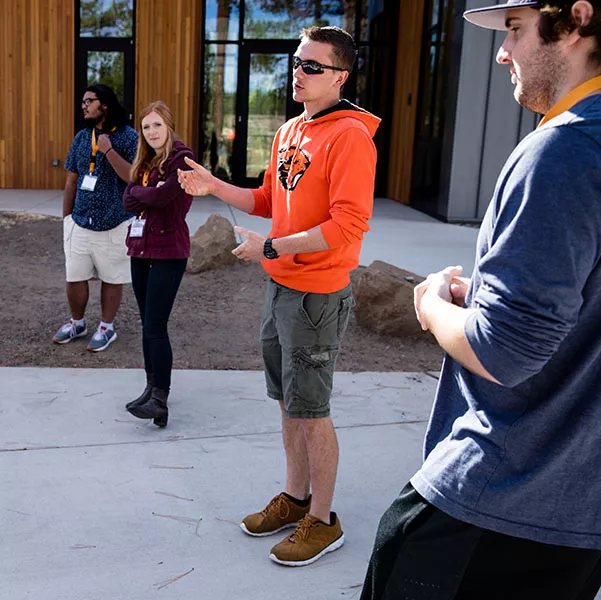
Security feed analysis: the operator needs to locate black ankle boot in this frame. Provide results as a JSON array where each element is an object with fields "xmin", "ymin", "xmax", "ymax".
[
  {"xmin": 125, "ymin": 375, "xmax": 153, "ymax": 410},
  {"xmin": 126, "ymin": 386, "xmax": 169, "ymax": 428}
]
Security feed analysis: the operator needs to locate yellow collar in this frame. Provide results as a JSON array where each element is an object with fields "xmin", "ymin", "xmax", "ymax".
[{"xmin": 538, "ymin": 75, "xmax": 601, "ymax": 128}]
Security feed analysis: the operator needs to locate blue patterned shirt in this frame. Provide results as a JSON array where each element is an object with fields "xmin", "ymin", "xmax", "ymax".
[{"xmin": 65, "ymin": 125, "xmax": 138, "ymax": 231}]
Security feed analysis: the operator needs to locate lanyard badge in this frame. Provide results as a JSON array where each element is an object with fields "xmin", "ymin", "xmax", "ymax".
[
  {"xmin": 129, "ymin": 217, "xmax": 146, "ymax": 237},
  {"xmin": 81, "ymin": 173, "xmax": 98, "ymax": 191},
  {"xmin": 129, "ymin": 170, "xmax": 150, "ymax": 238},
  {"xmin": 82, "ymin": 128, "xmax": 117, "ymax": 191}
]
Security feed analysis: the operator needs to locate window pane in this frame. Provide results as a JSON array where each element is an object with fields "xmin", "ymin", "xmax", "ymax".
[
  {"xmin": 358, "ymin": 0, "xmax": 369, "ymax": 41},
  {"xmin": 205, "ymin": 0, "xmax": 240, "ymax": 41},
  {"xmin": 202, "ymin": 44, "xmax": 238, "ymax": 182},
  {"xmin": 87, "ymin": 51, "xmax": 125, "ymax": 104},
  {"xmin": 244, "ymin": 0, "xmax": 355, "ymax": 40},
  {"xmin": 80, "ymin": 0, "xmax": 133, "ymax": 38},
  {"xmin": 246, "ymin": 53, "xmax": 288, "ymax": 179},
  {"xmin": 354, "ymin": 46, "xmax": 368, "ymax": 107},
  {"xmin": 412, "ymin": 0, "xmax": 455, "ymax": 200},
  {"xmin": 431, "ymin": 0, "xmax": 440, "ymax": 27}
]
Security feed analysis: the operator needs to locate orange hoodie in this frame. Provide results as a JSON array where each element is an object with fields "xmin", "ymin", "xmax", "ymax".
[{"xmin": 251, "ymin": 100, "xmax": 380, "ymax": 293}]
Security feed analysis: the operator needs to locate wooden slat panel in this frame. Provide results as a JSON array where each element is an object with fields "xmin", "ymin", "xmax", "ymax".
[
  {"xmin": 0, "ymin": 0, "xmax": 74, "ymax": 189},
  {"xmin": 387, "ymin": 0, "xmax": 425, "ymax": 204},
  {"xmin": 135, "ymin": 0, "xmax": 203, "ymax": 157},
  {"xmin": 1, "ymin": 1, "xmax": 203, "ymax": 189}
]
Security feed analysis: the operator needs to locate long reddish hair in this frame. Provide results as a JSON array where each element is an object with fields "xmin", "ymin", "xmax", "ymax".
[{"xmin": 130, "ymin": 101, "xmax": 179, "ymax": 181}]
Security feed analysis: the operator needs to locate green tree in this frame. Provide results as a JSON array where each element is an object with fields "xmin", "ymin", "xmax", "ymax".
[
  {"xmin": 80, "ymin": 0, "xmax": 133, "ymax": 37},
  {"xmin": 87, "ymin": 52, "xmax": 125, "ymax": 103}
]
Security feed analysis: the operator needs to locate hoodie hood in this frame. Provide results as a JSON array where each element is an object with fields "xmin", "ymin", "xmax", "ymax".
[
  {"xmin": 305, "ymin": 99, "xmax": 380, "ymax": 138},
  {"xmin": 170, "ymin": 139, "xmax": 192, "ymax": 161}
]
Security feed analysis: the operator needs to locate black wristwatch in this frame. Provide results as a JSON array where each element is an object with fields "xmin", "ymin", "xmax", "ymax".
[{"xmin": 263, "ymin": 237, "xmax": 279, "ymax": 260}]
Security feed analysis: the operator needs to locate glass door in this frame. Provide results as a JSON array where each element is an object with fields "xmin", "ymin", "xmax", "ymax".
[
  {"xmin": 75, "ymin": 0, "xmax": 135, "ymax": 131},
  {"xmin": 232, "ymin": 41, "xmax": 303, "ymax": 187},
  {"xmin": 76, "ymin": 39, "xmax": 135, "ymax": 131}
]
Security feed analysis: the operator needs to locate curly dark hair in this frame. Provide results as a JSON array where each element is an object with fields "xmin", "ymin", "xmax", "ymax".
[
  {"xmin": 300, "ymin": 26, "xmax": 357, "ymax": 72},
  {"xmin": 538, "ymin": 0, "xmax": 601, "ymax": 63},
  {"xmin": 85, "ymin": 83, "xmax": 129, "ymax": 131}
]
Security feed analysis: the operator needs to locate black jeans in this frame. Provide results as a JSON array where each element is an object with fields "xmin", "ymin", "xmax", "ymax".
[
  {"xmin": 361, "ymin": 482, "xmax": 601, "ymax": 600},
  {"xmin": 130, "ymin": 257, "xmax": 187, "ymax": 392}
]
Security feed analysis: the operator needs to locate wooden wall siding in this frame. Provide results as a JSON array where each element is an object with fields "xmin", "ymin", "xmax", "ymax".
[
  {"xmin": 135, "ymin": 0, "xmax": 203, "ymax": 157},
  {"xmin": 0, "ymin": 0, "xmax": 74, "ymax": 189},
  {"xmin": 387, "ymin": 0, "xmax": 425, "ymax": 204}
]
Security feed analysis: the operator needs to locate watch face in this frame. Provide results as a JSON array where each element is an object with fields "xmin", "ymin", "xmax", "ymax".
[{"xmin": 264, "ymin": 239, "xmax": 278, "ymax": 259}]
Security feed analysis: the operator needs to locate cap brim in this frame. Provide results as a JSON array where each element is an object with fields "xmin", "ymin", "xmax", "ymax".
[{"xmin": 463, "ymin": 1, "xmax": 539, "ymax": 30}]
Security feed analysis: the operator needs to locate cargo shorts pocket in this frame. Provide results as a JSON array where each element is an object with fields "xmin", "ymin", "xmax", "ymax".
[
  {"xmin": 298, "ymin": 292, "xmax": 329, "ymax": 330},
  {"xmin": 337, "ymin": 294, "xmax": 355, "ymax": 339},
  {"xmin": 289, "ymin": 345, "xmax": 339, "ymax": 417}
]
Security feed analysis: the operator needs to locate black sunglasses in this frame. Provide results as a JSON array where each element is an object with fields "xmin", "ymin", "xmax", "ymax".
[{"xmin": 292, "ymin": 56, "xmax": 347, "ymax": 75}]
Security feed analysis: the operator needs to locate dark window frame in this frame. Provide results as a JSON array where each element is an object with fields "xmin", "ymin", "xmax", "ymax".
[
  {"xmin": 200, "ymin": 0, "xmax": 398, "ymax": 194},
  {"xmin": 74, "ymin": 0, "xmax": 136, "ymax": 133},
  {"xmin": 411, "ymin": 0, "xmax": 459, "ymax": 214}
]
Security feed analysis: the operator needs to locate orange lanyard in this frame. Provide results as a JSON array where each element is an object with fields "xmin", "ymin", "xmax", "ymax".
[
  {"xmin": 137, "ymin": 171, "xmax": 151, "ymax": 219},
  {"xmin": 89, "ymin": 127, "xmax": 117, "ymax": 173},
  {"xmin": 538, "ymin": 75, "xmax": 601, "ymax": 128}
]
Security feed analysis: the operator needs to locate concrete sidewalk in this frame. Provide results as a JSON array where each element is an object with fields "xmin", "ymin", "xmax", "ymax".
[
  {"xmin": 4, "ymin": 190, "xmax": 593, "ymax": 599},
  {"xmin": 0, "ymin": 189, "xmax": 479, "ymax": 277},
  {"xmin": 1, "ymin": 367, "xmax": 437, "ymax": 600}
]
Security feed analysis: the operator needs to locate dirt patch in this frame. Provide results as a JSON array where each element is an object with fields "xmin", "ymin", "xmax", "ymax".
[
  {"xmin": 0, "ymin": 213, "xmax": 444, "ymax": 372},
  {"xmin": 0, "ymin": 211, "xmax": 53, "ymax": 229}
]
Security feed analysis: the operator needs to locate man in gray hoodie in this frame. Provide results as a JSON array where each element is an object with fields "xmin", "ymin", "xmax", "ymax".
[{"xmin": 362, "ymin": 0, "xmax": 601, "ymax": 598}]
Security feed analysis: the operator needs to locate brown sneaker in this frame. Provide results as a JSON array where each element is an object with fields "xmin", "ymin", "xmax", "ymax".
[
  {"xmin": 240, "ymin": 493, "xmax": 311, "ymax": 537},
  {"xmin": 269, "ymin": 512, "xmax": 344, "ymax": 566}
]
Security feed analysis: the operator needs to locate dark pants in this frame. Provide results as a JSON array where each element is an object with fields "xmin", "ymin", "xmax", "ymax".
[
  {"xmin": 361, "ymin": 482, "xmax": 601, "ymax": 600},
  {"xmin": 130, "ymin": 257, "xmax": 186, "ymax": 392}
]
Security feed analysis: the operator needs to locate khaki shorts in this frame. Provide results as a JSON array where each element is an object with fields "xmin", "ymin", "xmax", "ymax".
[
  {"xmin": 260, "ymin": 278, "xmax": 355, "ymax": 419},
  {"xmin": 63, "ymin": 215, "xmax": 131, "ymax": 284}
]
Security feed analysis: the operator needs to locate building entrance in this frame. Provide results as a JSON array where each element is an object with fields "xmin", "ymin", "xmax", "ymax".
[
  {"xmin": 200, "ymin": 0, "xmax": 396, "ymax": 193},
  {"xmin": 232, "ymin": 41, "xmax": 303, "ymax": 187}
]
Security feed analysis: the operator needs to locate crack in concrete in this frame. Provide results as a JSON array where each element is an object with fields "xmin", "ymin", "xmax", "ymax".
[{"xmin": 0, "ymin": 419, "xmax": 428, "ymax": 454}]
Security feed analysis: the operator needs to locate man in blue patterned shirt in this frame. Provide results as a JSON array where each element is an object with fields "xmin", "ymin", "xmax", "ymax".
[{"xmin": 53, "ymin": 84, "xmax": 138, "ymax": 351}]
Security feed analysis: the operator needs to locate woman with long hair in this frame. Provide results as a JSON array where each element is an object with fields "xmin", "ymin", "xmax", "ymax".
[{"xmin": 122, "ymin": 101, "xmax": 195, "ymax": 427}]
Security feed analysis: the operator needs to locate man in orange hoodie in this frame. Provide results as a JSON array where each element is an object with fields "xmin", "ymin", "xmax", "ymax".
[{"xmin": 179, "ymin": 25, "xmax": 380, "ymax": 567}]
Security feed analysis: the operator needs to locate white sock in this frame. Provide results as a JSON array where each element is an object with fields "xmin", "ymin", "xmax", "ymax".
[
  {"xmin": 99, "ymin": 321, "xmax": 114, "ymax": 331},
  {"xmin": 72, "ymin": 318, "xmax": 85, "ymax": 327}
]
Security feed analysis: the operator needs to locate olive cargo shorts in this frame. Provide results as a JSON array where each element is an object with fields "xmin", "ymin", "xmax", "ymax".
[{"xmin": 260, "ymin": 278, "xmax": 355, "ymax": 419}]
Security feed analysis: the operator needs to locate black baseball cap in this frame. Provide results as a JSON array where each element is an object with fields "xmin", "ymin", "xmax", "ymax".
[{"xmin": 464, "ymin": 0, "xmax": 541, "ymax": 30}]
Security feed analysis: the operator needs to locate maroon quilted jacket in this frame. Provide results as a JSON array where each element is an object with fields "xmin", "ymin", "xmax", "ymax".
[{"xmin": 123, "ymin": 140, "xmax": 195, "ymax": 259}]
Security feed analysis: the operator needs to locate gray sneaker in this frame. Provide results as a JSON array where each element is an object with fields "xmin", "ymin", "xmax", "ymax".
[
  {"xmin": 53, "ymin": 320, "xmax": 88, "ymax": 344},
  {"xmin": 87, "ymin": 327, "xmax": 117, "ymax": 352}
]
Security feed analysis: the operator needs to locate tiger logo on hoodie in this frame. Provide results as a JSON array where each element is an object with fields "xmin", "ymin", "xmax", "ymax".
[{"xmin": 277, "ymin": 145, "xmax": 310, "ymax": 191}]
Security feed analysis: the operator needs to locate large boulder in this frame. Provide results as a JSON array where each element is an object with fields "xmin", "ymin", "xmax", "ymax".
[
  {"xmin": 187, "ymin": 213, "xmax": 238, "ymax": 274},
  {"xmin": 353, "ymin": 260, "xmax": 425, "ymax": 336}
]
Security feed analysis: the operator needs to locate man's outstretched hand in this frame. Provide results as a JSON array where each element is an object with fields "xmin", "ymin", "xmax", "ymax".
[
  {"xmin": 178, "ymin": 156, "xmax": 215, "ymax": 196},
  {"xmin": 232, "ymin": 226, "xmax": 267, "ymax": 262}
]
